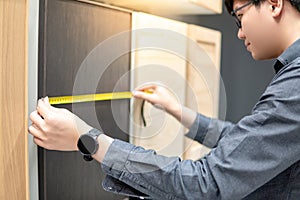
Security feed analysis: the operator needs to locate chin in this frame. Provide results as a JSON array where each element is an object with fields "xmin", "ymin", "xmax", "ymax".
[
  {"xmin": 251, "ymin": 53, "xmax": 262, "ymax": 60},
  {"xmin": 251, "ymin": 52, "xmax": 275, "ymax": 61}
]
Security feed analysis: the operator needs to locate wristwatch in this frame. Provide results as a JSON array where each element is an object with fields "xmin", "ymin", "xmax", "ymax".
[{"xmin": 77, "ymin": 128, "xmax": 102, "ymax": 161}]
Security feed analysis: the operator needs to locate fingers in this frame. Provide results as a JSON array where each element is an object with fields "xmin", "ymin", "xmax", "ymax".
[
  {"xmin": 133, "ymin": 84, "xmax": 158, "ymax": 100},
  {"xmin": 29, "ymin": 110, "xmax": 45, "ymax": 128},
  {"xmin": 28, "ymin": 98, "xmax": 50, "ymax": 143},
  {"xmin": 36, "ymin": 97, "xmax": 51, "ymax": 119},
  {"xmin": 43, "ymin": 96, "xmax": 51, "ymax": 107},
  {"xmin": 135, "ymin": 84, "xmax": 157, "ymax": 92},
  {"xmin": 132, "ymin": 90, "xmax": 154, "ymax": 101},
  {"xmin": 33, "ymin": 136, "xmax": 45, "ymax": 148},
  {"xmin": 28, "ymin": 123, "xmax": 45, "ymax": 141}
]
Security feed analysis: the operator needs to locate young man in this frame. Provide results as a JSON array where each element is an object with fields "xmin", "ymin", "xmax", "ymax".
[{"xmin": 29, "ymin": 0, "xmax": 300, "ymax": 199}]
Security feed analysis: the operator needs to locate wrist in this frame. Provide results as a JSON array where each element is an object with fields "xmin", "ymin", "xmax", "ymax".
[
  {"xmin": 166, "ymin": 103, "xmax": 182, "ymax": 118},
  {"xmin": 73, "ymin": 115, "xmax": 93, "ymax": 136},
  {"xmin": 92, "ymin": 134, "xmax": 114, "ymax": 163}
]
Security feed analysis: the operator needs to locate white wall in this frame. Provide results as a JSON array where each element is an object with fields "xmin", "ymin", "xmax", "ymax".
[{"xmin": 28, "ymin": 0, "xmax": 39, "ymax": 199}]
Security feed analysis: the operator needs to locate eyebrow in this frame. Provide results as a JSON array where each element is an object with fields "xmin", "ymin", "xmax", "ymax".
[
  {"xmin": 232, "ymin": 1, "xmax": 247, "ymax": 11},
  {"xmin": 233, "ymin": 4, "xmax": 240, "ymax": 11}
]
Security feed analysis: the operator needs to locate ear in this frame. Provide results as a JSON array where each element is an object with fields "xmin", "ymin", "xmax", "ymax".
[{"xmin": 268, "ymin": 0, "xmax": 284, "ymax": 17}]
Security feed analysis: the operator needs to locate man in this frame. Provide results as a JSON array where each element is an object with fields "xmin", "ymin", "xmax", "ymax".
[{"xmin": 29, "ymin": 0, "xmax": 300, "ymax": 199}]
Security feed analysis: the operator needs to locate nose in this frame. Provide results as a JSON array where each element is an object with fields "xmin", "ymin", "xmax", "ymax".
[{"xmin": 237, "ymin": 28, "xmax": 246, "ymax": 40}]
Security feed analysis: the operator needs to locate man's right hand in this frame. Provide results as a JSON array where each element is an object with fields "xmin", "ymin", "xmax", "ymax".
[
  {"xmin": 132, "ymin": 84, "xmax": 197, "ymax": 129},
  {"xmin": 132, "ymin": 84, "xmax": 181, "ymax": 116}
]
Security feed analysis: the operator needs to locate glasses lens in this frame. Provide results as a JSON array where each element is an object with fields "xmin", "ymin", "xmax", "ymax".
[
  {"xmin": 234, "ymin": 17, "xmax": 241, "ymax": 28},
  {"xmin": 232, "ymin": 13, "xmax": 242, "ymax": 28},
  {"xmin": 231, "ymin": 1, "xmax": 254, "ymax": 29}
]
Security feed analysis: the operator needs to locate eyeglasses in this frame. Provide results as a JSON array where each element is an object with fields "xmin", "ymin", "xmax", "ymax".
[{"xmin": 231, "ymin": 0, "xmax": 255, "ymax": 28}]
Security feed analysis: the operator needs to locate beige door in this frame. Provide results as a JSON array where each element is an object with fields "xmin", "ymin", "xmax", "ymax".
[
  {"xmin": 184, "ymin": 25, "xmax": 222, "ymax": 160},
  {"xmin": 131, "ymin": 12, "xmax": 188, "ymax": 158},
  {"xmin": 130, "ymin": 13, "xmax": 222, "ymax": 160},
  {"xmin": 0, "ymin": 0, "xmax": 29, "ymax": 199}
]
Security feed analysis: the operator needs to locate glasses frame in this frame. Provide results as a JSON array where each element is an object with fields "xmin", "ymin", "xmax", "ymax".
[{"xmin": 231, "ymin": 0, "xmax": 255, "ymax": 28}]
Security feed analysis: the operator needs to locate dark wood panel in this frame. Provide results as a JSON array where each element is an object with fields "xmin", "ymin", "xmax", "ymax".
[{"xmin": 38, "ymin": 0, "xmax": 131, "ymax": 199}]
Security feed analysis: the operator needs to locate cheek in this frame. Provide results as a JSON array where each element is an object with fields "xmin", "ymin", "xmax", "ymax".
[
  {"xmin": 250, "ymin": 38, "xmax": 278, "ymax": 60},
  {"xmin": 243, "ymin": 19, "xmax": 276, "ymax": 59},
  {"xmin": 249, "ymin": 35, "xmax": 276, "ymax": 60},
  {"xmin": 243, "ymin": 7, "xmax": 281, "ymax": 59}
]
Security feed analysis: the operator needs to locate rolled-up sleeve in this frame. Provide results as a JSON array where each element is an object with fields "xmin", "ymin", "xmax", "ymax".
[
  {"xmin": 186, "ymin": 114, "xmax": 235, "ymax": 148},
  {"xmin": 101, "ymin": 61, "xmax": 300, "ymax": 199}
]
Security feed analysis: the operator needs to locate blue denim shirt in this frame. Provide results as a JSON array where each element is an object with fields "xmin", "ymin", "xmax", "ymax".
[{"xmin": 100, "ymin": 38, "xmax": 300, "ymax": 200}]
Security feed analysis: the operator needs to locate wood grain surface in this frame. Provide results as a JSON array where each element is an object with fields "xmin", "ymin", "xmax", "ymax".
[{"xmin": 0, "ymin": 0, "xmax": 29, "ymax": 199}]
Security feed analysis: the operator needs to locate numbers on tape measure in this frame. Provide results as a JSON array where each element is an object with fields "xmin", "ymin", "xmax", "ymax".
[{"xmin": 48, "ymin": 92, "xmax": 133, "ymax": 105}]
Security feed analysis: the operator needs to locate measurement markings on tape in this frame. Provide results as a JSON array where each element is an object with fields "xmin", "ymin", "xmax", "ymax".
[{"xmin": 49, "ymin": 91, "xmax": 133, "ymax": 105}]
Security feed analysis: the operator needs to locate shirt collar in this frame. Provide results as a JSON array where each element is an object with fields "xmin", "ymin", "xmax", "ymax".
[{"xmin": 274, "ymin": 38, "xmax": 300, "ymax": 74}]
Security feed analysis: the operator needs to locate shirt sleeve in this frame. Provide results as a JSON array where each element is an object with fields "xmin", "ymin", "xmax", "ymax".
[
  {"xmin": 185, "ymin": 113, "xmax": 235, "ymax": 148},
  {"xmin": 101, "ymin": 63, "xmax": 300, "ymax": 199}
]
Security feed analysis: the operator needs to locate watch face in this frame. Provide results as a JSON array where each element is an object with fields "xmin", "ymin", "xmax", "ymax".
[{"xmin": 77, "ymin": 135, "xmax": 96, "ymax": 155}]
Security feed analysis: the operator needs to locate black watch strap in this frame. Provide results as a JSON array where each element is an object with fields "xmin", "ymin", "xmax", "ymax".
[
  {"xmin": 83, "ymin": 155, "xmax": 94, "ymax": 161},
  {"xmin": 88, "ymin": 128, "xmax": 102, "ymax": 138}
]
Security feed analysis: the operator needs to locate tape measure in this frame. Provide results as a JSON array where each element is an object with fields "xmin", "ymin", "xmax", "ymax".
[{"xmin": 49, "ymin": 91, "xmax": 133, "ymax": 105}]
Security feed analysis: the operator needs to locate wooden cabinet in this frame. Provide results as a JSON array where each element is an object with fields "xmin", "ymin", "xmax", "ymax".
[
  {"xmin": 184, "ymin": 25, "xmax": 222, "ymax": 160},
  {"xmin": 35, "ymin": 1, "xmax": 221, "ymax": 199},
  {"xmin": 130, "ymin": 12, "xmax": 222, "ymax": 160},
  {"xmin": 0, "ymin": 0, "xmax": 29, "ymax": 199},
  {"xmin": 131, "ymin": 12, "xmax": 188, "ymax": 157},
  {"xmin": 38, "ymin": 0, "xmax": 131, "ymax": 199},
  {"xmin": 99, "ymin": 0, "xmax": 222, "ymax": 15}
]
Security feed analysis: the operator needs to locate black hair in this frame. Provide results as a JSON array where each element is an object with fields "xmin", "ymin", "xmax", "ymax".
[
  {"xmin": 224, "ymin": 0, "xmax": 300, "ymax": 13},
  {"xmin": 290, "ymin": 0, "xmax": 300, "ymax": 11}
]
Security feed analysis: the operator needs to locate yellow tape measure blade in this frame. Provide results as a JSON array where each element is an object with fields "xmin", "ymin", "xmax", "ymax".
[{"xmin": 48, "ymin": 91, "xmax": 133, "ymax": 105}]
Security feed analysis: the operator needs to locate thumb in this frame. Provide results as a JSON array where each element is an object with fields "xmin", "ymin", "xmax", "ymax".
[
  {"xmin": 132, "ymin": 90, "xmax": 155, "ymax": 103},
  {"xmin": 37, "ymin": 96, "xmax": 52, "ymax": 118},
  {"xmin": 43, "ymin": 96, "xmax": 51, "ymax": 107},
  {"xmin": 132, "ymin": 90, "xmax": 148, "ymax": 99}
]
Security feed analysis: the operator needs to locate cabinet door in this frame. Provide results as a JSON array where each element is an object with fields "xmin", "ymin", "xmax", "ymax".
[
  {"xmin": 184, "ymin": 25, "xmax": 222, "ymax": 160},
  {"xmin": 131, "ymin": 12, "xmax": 187, "ymax": 158},
  {"xmin": 38, "ymin": 0, "xmax": 131, "ymax": 199}
]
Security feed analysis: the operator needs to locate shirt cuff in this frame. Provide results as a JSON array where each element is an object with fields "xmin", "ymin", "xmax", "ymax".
[
  {"xmin": 101, "ymin": 139, "xmax": 135, "ymax": 179},
  {"xmin": 185, "ymin": 113, "xmax": 211, "ymax": 144},
  {"xmin": 100, "ymin": 139, "xmax": 164, "ymax": 198}
]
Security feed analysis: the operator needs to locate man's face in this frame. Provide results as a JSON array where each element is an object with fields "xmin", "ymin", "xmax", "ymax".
[{"xmin": 233, "ymin": 0, "xmax": 282, "ymax": 60}]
